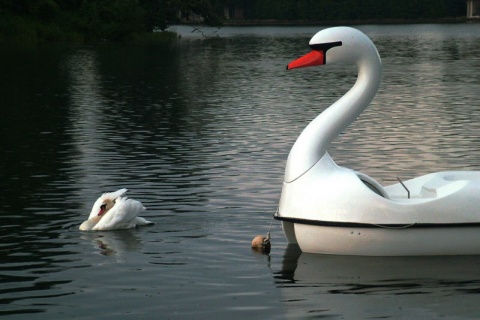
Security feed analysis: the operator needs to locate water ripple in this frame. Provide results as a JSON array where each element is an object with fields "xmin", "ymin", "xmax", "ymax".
[{"xmin": 1, "ymin": 24, "xmax": 480, "ymax": 319}]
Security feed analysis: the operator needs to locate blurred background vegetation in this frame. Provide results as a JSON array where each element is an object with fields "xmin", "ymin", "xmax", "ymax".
[
  {"xmin": 0, "ymin": 0, "xmax": 466, "ymax": 42},
  {"xmin": 240, "ymin": 0, "xmax": 465, "ymax": 21}
]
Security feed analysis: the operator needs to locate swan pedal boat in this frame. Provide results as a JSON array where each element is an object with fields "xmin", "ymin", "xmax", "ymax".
[{"xmin": 274, "ymin": 27, "xmax": 480, "ymax": 256}]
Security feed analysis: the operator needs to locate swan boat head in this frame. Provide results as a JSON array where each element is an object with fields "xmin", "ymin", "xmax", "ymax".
[{"xmin": 284, "ymin": 26, "xmax": 381, "ymax": 183}]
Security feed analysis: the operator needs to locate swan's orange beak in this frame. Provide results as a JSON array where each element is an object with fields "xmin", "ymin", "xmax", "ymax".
[
  {"xmin": 98, "ymin": 204, "xmax": 107, "ymax": 216},
  {"xmin": 287, "ymin": 50, "xmax": 325, "ymax": 70}
]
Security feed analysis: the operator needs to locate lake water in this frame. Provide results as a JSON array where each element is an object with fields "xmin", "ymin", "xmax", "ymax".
[{"xmin": 1, "ymin": 23, "xmax": 480, "ymax": 319}]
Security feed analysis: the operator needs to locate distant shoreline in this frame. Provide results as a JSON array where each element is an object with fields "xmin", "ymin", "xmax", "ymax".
[{"xmin": 185, "ymin": 17, "xmax": 479, "ymax": 27}]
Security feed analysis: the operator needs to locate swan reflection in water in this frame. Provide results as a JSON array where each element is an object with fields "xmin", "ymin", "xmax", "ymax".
[
  {"xmin": 80, "ymin": 229, "xmax": 143, "ymax": 257},
  {"xmin": 274, "ymin": 245, "xmax": 480, "ymax": 318}
]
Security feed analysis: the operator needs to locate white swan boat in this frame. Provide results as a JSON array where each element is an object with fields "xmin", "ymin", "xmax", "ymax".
[{"xmin": 274, "ymin": 27, "xmax": 480, "ymax": 256}]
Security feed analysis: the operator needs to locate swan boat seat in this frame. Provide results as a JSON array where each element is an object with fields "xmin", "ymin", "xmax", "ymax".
[
  {"xmin": 357, "ymin": 171, "xmax": 473, "ymax": 201},
  {"xmin": 356, "ymin": 172, "xmax": 389, "ymax": 199}
]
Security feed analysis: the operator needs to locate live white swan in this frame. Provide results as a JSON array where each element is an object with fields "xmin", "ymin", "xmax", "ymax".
[{"xmin": 80, "ymin": 188, "xmax": 152, "ymax": 231}]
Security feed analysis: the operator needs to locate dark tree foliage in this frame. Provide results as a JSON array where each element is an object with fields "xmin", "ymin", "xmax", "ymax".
[
  {"xmin": 0, "ymin": 0, "xmax": 228, "ymax": 40},
  {"xmin": 0, "ymin": 0, "xmax": 467, "ymax": 42},
  {"xmin": 238, "ymin": 0, "xmax": 465, "ymax": 21}
]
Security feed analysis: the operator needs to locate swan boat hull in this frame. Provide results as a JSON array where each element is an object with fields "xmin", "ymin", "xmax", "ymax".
[
  {"xmin": 276, "ymin": 219, "xmax": 480, "ymax": 256},
  {"xmin": 275, "ymin": 153, "xmax": 480, "ymax": 256}
]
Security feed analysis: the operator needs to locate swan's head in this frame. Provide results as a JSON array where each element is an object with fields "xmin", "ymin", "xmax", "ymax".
[
  {"xmin": 287, "ymin": 27, "xmax": 380, "ymax": 70},
  {"xmin": 93, "ymin": 197, "xmax": 115, "ymax": 217},
  {"xmin": 87, "ymin": 188, "xmax": 127, "ymax": 219},
  {"xmin": 80, "ymin": 188, "xmax": 128, "ymax": 231}
]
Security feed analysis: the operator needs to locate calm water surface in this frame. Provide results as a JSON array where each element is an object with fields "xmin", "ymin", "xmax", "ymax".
[{"xmin": 1, "ymin": 24, "xmax": 480, "ymax": 319}]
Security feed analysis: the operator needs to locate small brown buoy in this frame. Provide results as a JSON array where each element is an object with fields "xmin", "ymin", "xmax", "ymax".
[{"xmin": 251, "ymin": 232, "xmax": 271, "ymax": 254}]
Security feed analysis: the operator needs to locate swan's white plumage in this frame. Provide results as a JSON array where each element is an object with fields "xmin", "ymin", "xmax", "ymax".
[{"xmin": 80, "ymin": 189, "xmax": 152, "ymax": 231}]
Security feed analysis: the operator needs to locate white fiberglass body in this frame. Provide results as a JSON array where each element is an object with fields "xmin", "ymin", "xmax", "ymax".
[{"xmin": 275, "ymin": 27, "xmax": 480, "ymax": 256}]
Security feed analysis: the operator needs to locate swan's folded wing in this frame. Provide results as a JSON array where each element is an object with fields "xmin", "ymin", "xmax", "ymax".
[
  {"xmin": 93, "ymin": 197, "xmax": 145, "ymax": 230},
  {"xmin": 135, "ymin": 216, "xmax": 153, "ymax": 226},
  {"xmin": 106, "ymin": 188, "xmax": 128, "ymax": 199}
]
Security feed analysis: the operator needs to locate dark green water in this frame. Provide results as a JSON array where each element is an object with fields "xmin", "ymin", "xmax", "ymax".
[{"xmin": 1, "ymin": 24, "xmax": 480, "ymax": 319}]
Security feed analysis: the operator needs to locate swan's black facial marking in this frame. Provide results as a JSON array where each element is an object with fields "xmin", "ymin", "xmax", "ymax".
[
  {"xmin": 98, "ymin": 204, "xmax": 107, "ymax": 216},
  {"xmin": 309, "ymin": 41, "xmax": 343, "ymax": 51},
  {"xmin": 309, "ymin": 41, "xmax": 343, "ymax": 64}
]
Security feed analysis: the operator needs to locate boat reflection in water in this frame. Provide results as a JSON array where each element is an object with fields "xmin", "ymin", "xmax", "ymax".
[{"xmin": 274, "ymin": 245, "xmax": 480, "ymax": 319}]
